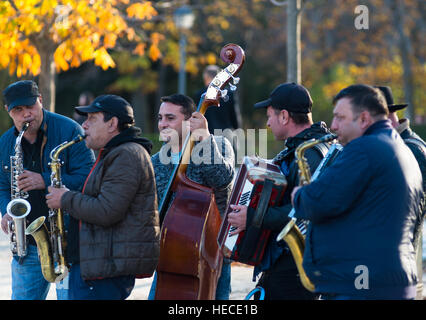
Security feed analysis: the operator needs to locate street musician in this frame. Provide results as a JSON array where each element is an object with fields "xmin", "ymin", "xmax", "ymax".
[
  {"xmin": 291, "ymin": 85, "xmax": 423, "ymax": 300},
  {"xmin": 228, "ymin": 83, "xmax": 331, "ymax": 300},
  {"xmin": 149, "ymin": 94, "xmax": 235, "ymax": 300}
]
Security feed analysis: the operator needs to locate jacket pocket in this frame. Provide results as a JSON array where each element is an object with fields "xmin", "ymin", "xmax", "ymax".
[{"xmin": 107, "ymin": 228, "xmax": 117, "ymax": 274}]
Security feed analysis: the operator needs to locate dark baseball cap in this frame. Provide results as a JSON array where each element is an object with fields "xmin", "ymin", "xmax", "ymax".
[
  {"xmin": 3, "ymin": 80, "xmax": 40, "ymax": 112},
  {"xmin": 254, "ymin": 82, "xmax": 313, "ymax": 113},
  {"xmin": 375, "ymin": 86, "xmax": 407, "ymax": 113},
  {"xmin": 75, "ymin": 94, "xmax": 134, "ymax": 124}
]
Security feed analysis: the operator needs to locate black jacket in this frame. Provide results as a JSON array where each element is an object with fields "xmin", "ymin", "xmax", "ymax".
[{"xmin": 250, "ymin": 121, "xmax": 332, "ymax": 277}]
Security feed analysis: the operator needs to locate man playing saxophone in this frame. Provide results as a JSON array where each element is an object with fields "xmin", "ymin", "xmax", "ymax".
[
  {"xmin": 228, "ymin": 83, "xmax": 332, "ymax": 299},
  {"xmin": 45, "ymin": 95, "xmax": 160, "ymax": 300},
  {"xmin": 291, "ymin": 84, "xmax": 423, "ymax": 299},
  {"xmin": 0, "ymin": 80, "xmax": 95, "ymax": 300}
]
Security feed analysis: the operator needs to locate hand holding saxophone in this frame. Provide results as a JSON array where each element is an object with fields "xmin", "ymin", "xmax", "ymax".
[
  {"xmin": 46, "ymin": 185, "xmax": 69, "ymax": 209},
  {"xmin": 1, "ymin": 214, "xmax": 13, "ymax": 234},
  {"xmin": 17, "ymin": 170, "xmax": 45, "ymax": 192}
]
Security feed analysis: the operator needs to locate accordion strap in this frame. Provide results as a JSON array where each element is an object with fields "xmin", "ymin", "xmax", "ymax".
[{"xmin": 252, "ymin": 179, "xmax": 274, "ymax": 228}]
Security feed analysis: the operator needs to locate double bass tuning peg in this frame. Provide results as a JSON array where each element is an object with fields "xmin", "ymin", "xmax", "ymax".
[
  {"xmin": 225, "ymin": 69, "xmax": 240, "ymax": 85},
  {"xmin": 229, "ymin": 83, "xmax": 237, "ymax": 92},
  {"xmin": 220, "ymin": 89, "xmax": 229, "ymax": 102}
]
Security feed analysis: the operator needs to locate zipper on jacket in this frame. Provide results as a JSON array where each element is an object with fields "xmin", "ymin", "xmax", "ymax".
[{"xmin": 80, "ymin": 148, "xmax": 103, "ymax": 230}]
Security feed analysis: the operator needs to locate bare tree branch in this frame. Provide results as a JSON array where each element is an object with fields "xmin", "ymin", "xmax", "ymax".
[{"xmin": 7, "ymin": 0, "xmax": 19, "ymax": 13}]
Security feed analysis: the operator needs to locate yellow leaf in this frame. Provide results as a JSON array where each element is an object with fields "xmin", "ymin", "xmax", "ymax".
[
  {"xmin": 133, "ymin": 43, "xmax": 145, "ymax": 56},
  {"xmin": 151, "ymin": 32, "xmax": 164, "ymax": 44},
  {"xmin": 104, "ymin": 33, "xmax": 117, "ymax": 48},
  {"xmin": 148, "ymin": 44, "xmax": 161, "ymax": 61},
  {"xmin": 17, "ymin": 65, "xmax": 22, "ymax": 78},
  {"xmin": 81, "ymin": 46, "xmax": 95, "ymax": 61},
  {"xmin": 206, "ymin": 53, "xmax": 216, "ymax": 65},
  {"xmin": 0, "ymin": 54, "xmax": 10, "ymax": 68},
  {"xmin": 9, "ymin": 59, "xmax": 16, "ymax": 76},
  {"xmin": 92, "ymin": 32, "xmax": 100, "ymax": 47},
  {"xmin": 70, "ymin": 55, "xmax": 81, "ymax": 68},
  {"xmin": 31, "ymin": 55, "xmax": 41, "ymax": 75},
  {"xmin": 22, "ymin": 53, "xmax": 32, "ymax": 71},
  {"xmin": 64, "ymin": 48, "xmax": 73, "ymax": 61},
  {"xmin": 220, "ymin": 20, "xmax": 230, "ymax": 30},
  {"xmin": 41, "ymin": 0, "xmax": 57, "ymax": 16},
  {"xmin": 94, "ymin": 48, "xmax": 115, "ymax": 70},
  {"xmin": 54, "ymin": 47, "xmax": 70, "ymax": 71},
  {"xmin": 127, "ymin": 28, "xmax": 135, "ymax": 41},
  {"xmin": 127, "ymin": 2, "xmax": 157, "ymax": 20}
]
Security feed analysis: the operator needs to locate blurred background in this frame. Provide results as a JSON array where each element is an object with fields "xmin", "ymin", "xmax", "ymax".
[{"xmin": 0, "ymin": 0, "xmax": 424, "ymax": 157}]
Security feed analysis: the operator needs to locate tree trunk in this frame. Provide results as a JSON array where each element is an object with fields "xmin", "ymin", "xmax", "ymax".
[
  {"xmin": 155, "ymin": 61, "xmax": 167, "ymax": 133},
  {"xmin": 389, "ymin": 0, "xmax": 415, "ymax": 120},
  {"xmin": 38, "ymin": 47, "xmax": 56, "ymax": 112},
  {"xmin": 30, "ymin": 33, "xmax": 58, "ymax": 113},
  {"xmin": 286, "ymin": 0, "xmax": 302, "ymax": 83}
]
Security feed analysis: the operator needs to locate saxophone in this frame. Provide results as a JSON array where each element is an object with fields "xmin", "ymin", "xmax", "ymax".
[
  {"xmin": 25, "ymin": 135, "xmax": 85, "ymax": 283},
  {"xmin": 7, "ymin": 122, "xmax": 32, "ymax": 260},
  {"xmin": 276, "ymin": 133, "xmax": 337, "ymax": 292}
]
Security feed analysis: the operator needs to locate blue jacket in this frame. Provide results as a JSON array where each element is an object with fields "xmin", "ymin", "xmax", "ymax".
[
  {"xmin": 293, "ymin": 120, "xmax": 423, "ymax": 299},
  {"xmin": 0, "ymin": 109, "xmax": 95, "ymax": 219}
]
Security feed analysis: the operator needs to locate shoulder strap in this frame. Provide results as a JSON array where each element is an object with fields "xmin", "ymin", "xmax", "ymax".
[{"xmin": 251, "ymin": 179, "xmax": 274, "ymax": 228}]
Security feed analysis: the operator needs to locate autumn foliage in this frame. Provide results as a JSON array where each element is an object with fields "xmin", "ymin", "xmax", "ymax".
[{"xmin": 0, "ymin": 0, "xmax": 158, "ymax": 77}]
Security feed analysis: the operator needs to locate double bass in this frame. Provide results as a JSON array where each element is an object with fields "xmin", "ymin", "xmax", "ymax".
[{"xmin": 155, "ymin": 44, "xmax": 245, "ymax": 300}]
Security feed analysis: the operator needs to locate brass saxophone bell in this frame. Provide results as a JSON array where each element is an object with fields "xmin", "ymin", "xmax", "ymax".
[{"xmin": 26, "ymin": 135, "xmax": 85, "ymax": 283}]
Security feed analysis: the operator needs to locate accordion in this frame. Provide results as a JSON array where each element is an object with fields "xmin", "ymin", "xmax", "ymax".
[{"xmin": 217, "ymin": 156, "xmax": 287, "ymax": 266}]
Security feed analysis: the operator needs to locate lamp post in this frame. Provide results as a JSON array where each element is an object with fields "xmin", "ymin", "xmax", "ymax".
[
  {"xmin": 270, "ymin": 0, "xmax": 302, "ymax": 84},
  {"xmin": 174, "ymin": 5, "xmax": 195, "ymax": 95}
]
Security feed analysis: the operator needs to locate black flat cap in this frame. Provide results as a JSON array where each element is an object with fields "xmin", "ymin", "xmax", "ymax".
[
  {"xmin": 254, "ymin": 82, "xmax": 313, "ymax": 113},
  {"xmin": 375, "ymin": 86, "xmax": 408, "ymax": 112},
  {"xmin": 75, "ymin": 94, "xmax": 134, "ymax": 124},
  {"xmin": 3, "ymin": 80, "xmax": 40, "ymax": 112}
]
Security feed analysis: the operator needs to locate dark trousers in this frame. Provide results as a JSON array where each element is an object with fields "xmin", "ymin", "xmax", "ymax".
[
  {"xmin": 256, "ymin": 253, "xmax": 317, "ymax": 300},
  {"xmin": 69, "ymin": 263, "xmax": 135, "ymax": 300}
]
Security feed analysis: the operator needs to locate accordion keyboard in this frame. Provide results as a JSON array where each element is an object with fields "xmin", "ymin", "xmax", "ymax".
[{"xmin": 224, "ymin": 180, "xmax": 254, "ymax": 251}]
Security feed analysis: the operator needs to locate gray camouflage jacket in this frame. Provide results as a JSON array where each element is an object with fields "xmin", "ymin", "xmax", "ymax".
[{"xmin": 151, "ymin": 135, "xmax": 235, "ymax": 218}]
